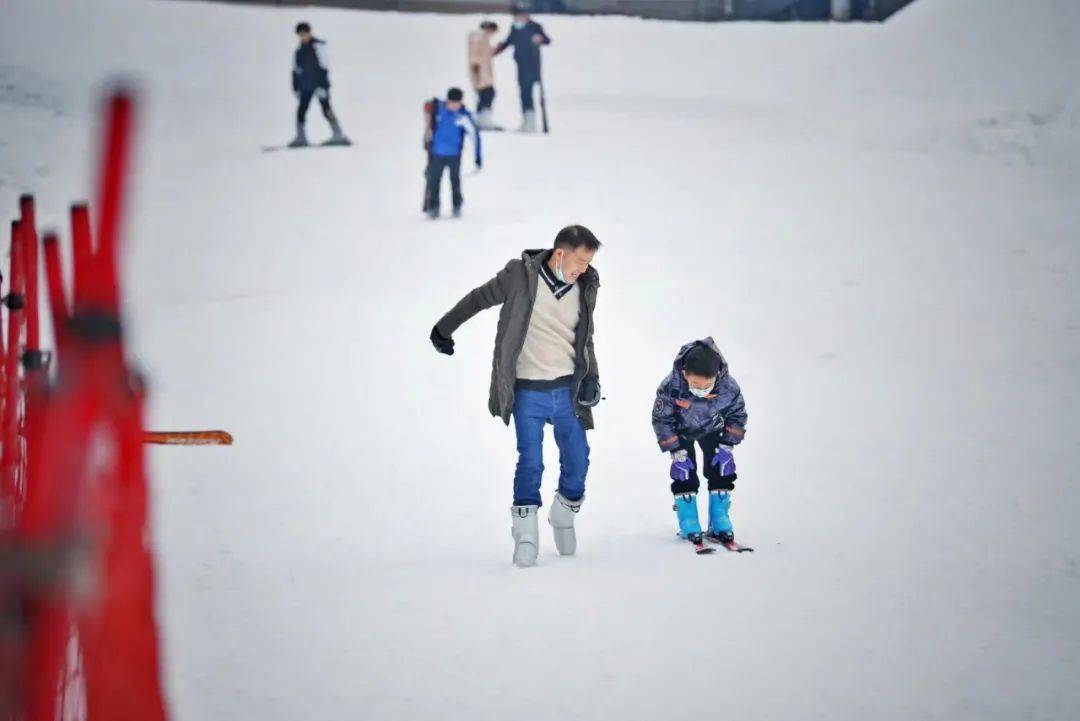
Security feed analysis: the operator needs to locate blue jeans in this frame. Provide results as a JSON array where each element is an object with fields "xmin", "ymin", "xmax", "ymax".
[{"xmin": 512, "ymin": 387, "xmax": 589, "ymax": 507}]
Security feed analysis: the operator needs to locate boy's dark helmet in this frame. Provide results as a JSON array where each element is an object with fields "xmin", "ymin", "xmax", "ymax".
[
  {"xmin": 447, "ymin": 87, "xmax": 464, "ymax": 102},
  {"xmin": 295, "ymin": 22, "xmax": 311, "ymax": 34}
]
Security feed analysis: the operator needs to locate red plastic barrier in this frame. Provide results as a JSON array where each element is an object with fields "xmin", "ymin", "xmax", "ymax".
[{"xmin": 10, "ymin": 89, "xmax": 169, "ymax": 721}]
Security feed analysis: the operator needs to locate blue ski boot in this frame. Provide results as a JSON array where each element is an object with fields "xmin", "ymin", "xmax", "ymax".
[
  {"xmin": 673, "ymin": 493, "xmax": 703, "ymax": 542},
  {"xmin": 705, "ymin": 490, "xmax": 734, "ymax": 543}
]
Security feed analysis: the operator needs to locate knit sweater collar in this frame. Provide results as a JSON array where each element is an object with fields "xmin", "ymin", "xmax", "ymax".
[
  {"xmin": 538, "ymin": 257, "xmax": 574, "ymax": 300},
  {"xmin": 521, "ymin": 248, "xmax": 600, "ymax": 290}
]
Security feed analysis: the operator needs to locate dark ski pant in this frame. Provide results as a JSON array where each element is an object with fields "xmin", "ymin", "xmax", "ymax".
[
  {"xmin": 517, "ymin": 69, "xmax": 540, "ymax": 112},
  {"xmin": 477, "ymin": 86, "xmax": 495, "ymax": 113},
  {"xmin": 296, "ymin": 86, "xmax": 336, "ymax": 125},
  {"xmin": 512, "ymin": 387, "xmax": 589, "ymax": 507},
  {"xmin": 424, "ymin": 154, "xmax": 462, "ymax": 211},
  {"xmin": 670, "ymin": 430, "xmax": 737, "ymax": 495}
]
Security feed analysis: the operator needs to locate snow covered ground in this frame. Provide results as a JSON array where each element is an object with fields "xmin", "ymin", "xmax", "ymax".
[{"xmin": 2, "ymin": 0, "xmax": 1079, "ymax": 718}]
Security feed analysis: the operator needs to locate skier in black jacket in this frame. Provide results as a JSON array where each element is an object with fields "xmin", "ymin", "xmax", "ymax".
[
  {"xmin": 290, "ymin": 22, "xmax": 350, "ymax": 148},
  {"xmin": 494, "ymin": 6, "xmax": 551, "ymax": 133}
]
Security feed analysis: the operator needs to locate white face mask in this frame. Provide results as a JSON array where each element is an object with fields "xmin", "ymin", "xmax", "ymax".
[
  {"xmin": 514, "ymin": 21, "xmax": 527, "ymax": 29},
  {"xmin": 688, "ymin": 386, "xmax": 712, "ymax": 399},
  {"xmin": 554, "ymin": 254, "xmax": 566, "ymax": 283}
]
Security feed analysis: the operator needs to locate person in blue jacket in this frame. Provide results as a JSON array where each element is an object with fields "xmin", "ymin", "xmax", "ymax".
[
  {"xmin": 494, "ymin": 5, "xmax": 551, "ymax": 132},
  {"xmin": 423, "ymin": 87, "xmax": 482, "ymax": 219},
  {"xmin": 651, "ymin": 338, "xmax": 749, "ymax": 546}
]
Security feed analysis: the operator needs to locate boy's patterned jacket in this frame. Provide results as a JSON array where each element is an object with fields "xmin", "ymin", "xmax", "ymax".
[{"xmin": 652, "ymin": 337, "xmax": 747, "ymax": 453}]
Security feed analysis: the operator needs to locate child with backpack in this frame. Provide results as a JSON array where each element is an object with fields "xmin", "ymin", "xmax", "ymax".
[{"xmin": 422, "ymin": 87, "xmax": 482, "ymax": 219}]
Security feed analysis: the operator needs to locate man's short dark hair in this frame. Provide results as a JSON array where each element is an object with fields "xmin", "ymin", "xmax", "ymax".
[
  {"xmin": 481, "ymin": 20, "xmax": 499, "ymax": 31},
  {"xmin": 684, "ymin": 344, "xmax": 722, "ymax": 378},
  {"xmin": 295, "ymin": 22, "xmax": 311, "ymax": 34},
  {"xmin": 447, "ymin": 87, "xmax": 464, "ymax": 102},
  {"xmin": 553, "ymin": 225, "xmax": 601, "ymax": 252}
]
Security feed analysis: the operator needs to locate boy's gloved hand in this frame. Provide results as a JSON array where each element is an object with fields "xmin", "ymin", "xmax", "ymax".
[
  {"xmin": 710, "ymin": 444, "xmax": 736, "ymax": 477},
  {"xmin": 670, "ymin": 449, "xmax": 695, "ymax": 482},
  {"xmin": 430, "ymin": 325, "xmax": 455, "ymax": 355}
]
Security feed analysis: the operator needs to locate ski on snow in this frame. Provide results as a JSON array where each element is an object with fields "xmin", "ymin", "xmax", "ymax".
[
  {"xmin": 682, "ymin": 532, "xmax": 754, "ymax": 554},
  {"xmin": 705, "ymin": 533, "xmax": 754, "ymax": 553},
  {"xmin": 261, "ymin": 139, "xmax": 352, "ymax": 153},
  {"xmin": 686, "ymin": 534, "xmax": 716, "ymax": 555}
]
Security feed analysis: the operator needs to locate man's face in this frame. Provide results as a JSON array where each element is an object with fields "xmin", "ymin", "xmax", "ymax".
[
  {"xmin": 484, "ymin": 26, "xmax": 498, "ymax": 37},
  {"xmin": 514, "ymin": 13, "xmax": 529, "ymax": 25},
  {"xmin": 297, "ymin": 30, "xmax": 312, "ymax": 44},
  {"xmin": 446, "ymin": 99, "xmax": 462, "ymax": 111},
  {"xmin": 682, "ymin": 371, "xmax": 717, "ymax": 393},
  {"xmin": 552, "ymin": 246, "xmax": 595, "ymax": 284}
]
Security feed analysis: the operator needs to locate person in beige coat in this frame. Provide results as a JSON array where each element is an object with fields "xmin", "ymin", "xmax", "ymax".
[{"xmin": 468, "ymin": 20, "xmax": 499, "ymax": 129}]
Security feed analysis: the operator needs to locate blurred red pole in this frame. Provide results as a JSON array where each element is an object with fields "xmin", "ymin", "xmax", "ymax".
[
  {"xmin": 92, "ymin": 92, "xmax": 134, "ymax": 318},
  {"xmin": 0, "ymin": 244, "xmax": 6, "ymax": 435},
  {"xmin": 79, "ymin": 87, "xmax": 168, "ymax": 721},
  {"xmin": 70, "ymin": 204, "xmax": 93, "ymax": 313},
  {"xmin": 1, "ymin": 221, "xmax": 26, "ymax": 504},
  {"xmin": 42, "ymin": 232, "xmax": 70, "ymax": 360},
  {"xmin": 19, "ymin": 195, "xmax": 40, "ymax": 354}
]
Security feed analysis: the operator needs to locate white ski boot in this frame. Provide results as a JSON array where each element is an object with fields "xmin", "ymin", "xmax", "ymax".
[
  {"xmin": 476, "ymin": 109, "xmax": 496, "ymax": 130},
  {"xmin": 325, "ymin": 117, "xmax": 351, "ymax": 146},
  {"xmin": 287, "ymin": 121, "xmax": 308, "ymax": 148},
  {"xmin": 519, "ymin": 110, "xmax": 538, "ymax": 133},
  {"xmin": 511, "ymin": 505, "xmax": 540, "ymax": 567},
  {"xmin": 548, "ymin": 492, "xmax": 583, "ymax": 556}
]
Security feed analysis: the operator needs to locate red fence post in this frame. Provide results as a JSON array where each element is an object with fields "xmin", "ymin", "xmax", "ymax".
[
  {"xmin": 93, "ymin": 91, "xmax": 134, "ymax": 318},
  {"xmin": 19, "ymin": 195, "xmax": 40, "ymax": 355},
  {"xmin": 70, "ymin": 204, "xmax": 93, "ymax": 313},
  {"xmin": 42, "ymin": 232, "xmax": 70, "ymax": 360},
  {"xmin": 1, "ymin": 221, "xmax": 27, "ymax": 507}
]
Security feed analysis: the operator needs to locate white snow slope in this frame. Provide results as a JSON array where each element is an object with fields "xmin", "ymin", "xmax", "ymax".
[{"xmin": 1, "ymin": 0, "xmax": 1078, "ymax": 719}]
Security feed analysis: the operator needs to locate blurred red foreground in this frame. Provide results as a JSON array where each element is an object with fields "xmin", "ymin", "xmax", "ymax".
[{"xmin": 1, "ymin": 90, "xmax": 168, "ymax": 721}]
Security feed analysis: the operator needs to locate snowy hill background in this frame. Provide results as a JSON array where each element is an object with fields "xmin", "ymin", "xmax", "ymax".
[{"xmin": 1, "ymin": 0, "xmax": 1078, "ymax": 719}]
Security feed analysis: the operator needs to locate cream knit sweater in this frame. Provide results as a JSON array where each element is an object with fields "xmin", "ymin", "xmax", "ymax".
[{"xmin": 515, "ymin": 282, "xmax": 580, "ymax": 381}]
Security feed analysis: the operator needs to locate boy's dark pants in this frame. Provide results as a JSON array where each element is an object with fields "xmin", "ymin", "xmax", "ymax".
[
  {"xmin": 425, "ymin": 154, "xmax": 462, "ymax": 211},
  {"xmin": 670, "ymin": 430, "xmax": 737, "ymax": 495},
  {"xmin": 477, "ymin": 86, "xmax": 495, "ymax": 113},
  {"xmin": 297, "ymin": 86, "xmax": 335, "ymax": 124}
]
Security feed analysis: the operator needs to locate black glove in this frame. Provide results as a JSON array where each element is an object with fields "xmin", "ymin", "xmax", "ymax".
[
  {"xmin": 577, "ymin": 376, "xmax": 601, "ymax": 407},
  {"xmin": 430, "ymin": 325, "xmax": 455, "ymax": 355}
]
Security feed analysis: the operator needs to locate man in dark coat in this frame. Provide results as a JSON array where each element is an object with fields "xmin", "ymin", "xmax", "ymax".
[
  {"xmin": 494, "ymin": 6, "xmax": 551, "ymax": 132},
  {"xmin": 430, "ymin": 226, "xmax": 602, "ymax": 567},
  {"xmin": 289, "ymin": 22, "xmax": 349, "ymax": 148}
]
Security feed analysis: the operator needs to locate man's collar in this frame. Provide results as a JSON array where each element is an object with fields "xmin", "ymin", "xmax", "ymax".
[{"xmin": 539, "ymin": 257, "xmax": 573, "ymax": 299}]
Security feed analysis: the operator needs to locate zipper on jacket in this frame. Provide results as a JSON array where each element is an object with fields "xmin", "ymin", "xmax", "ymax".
[
  {"xmin": 504, "ymin": 263, "xmax": 540, "ymax": 414},
  {"xmin": 573, "ymin": 287, "xmax": 594, "ymax": 417}
]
